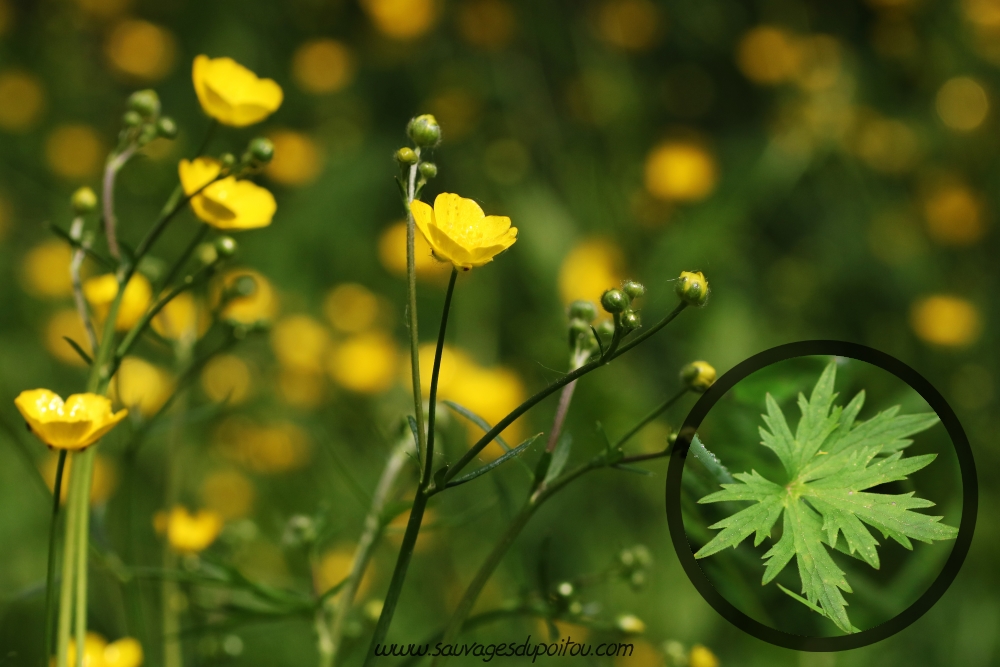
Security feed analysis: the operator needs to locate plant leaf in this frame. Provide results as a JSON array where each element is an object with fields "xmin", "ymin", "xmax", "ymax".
[
  {"xmin": 544, "ymin": 432, "xmax": 572, "ymax": 484},
  {"xmin": 446, "ymin": 433, "xmax": 541, "ymax": 488}
]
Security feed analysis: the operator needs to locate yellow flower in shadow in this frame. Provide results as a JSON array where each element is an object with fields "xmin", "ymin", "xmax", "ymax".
[
  {"xmin": 15, "ymin": 389, "xmax": 127, "ymax": 451},
  {"xmin": 179, "ymin": 157, "xmax": 276, "ymax": 230},
  {"xmin": 84, "ymin": 273, "xmax": 152, "ymax": 332},
  {"xmin": 156, "ymin": 506, "xmax": 222, "ymax": 553},
  {"xmin": 42, "ymin": 451, "xmax": 118, "ymax": 505},
  {"xmin": 410, "ymin": 193, "xmax": 517, "ymax": 270},
  {"xmin": 192, "ymin": 55, "xmax": 282, "ymax": 127},
  {"xmin": 152, "ymin": 291, "xmax": 209, "ymax": 341}
]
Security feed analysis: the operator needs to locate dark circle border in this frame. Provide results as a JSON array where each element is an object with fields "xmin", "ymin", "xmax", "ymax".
[{"xmin": 665, "ymin": 340, "xmax": 978, "ymax": 651}]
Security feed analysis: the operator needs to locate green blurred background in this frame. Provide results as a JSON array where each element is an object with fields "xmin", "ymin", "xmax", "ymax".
[{"xmin": 0, "ymin": 0, "xmax": 997, "ymax": 665}]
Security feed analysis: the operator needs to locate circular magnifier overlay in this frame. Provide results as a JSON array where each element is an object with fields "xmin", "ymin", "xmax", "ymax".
[{"xmin": 666, "ymin": 341, "xmax": 977, "ymax": 651}]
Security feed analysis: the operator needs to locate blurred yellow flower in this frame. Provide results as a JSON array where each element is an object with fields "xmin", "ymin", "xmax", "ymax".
[
  {"xmin": 15, "ymin": 389, "xmax": 127, "ymax": 451},
  {"xmin": 42, "ymin": 451, "xmax": 118, "ymax": 505},
  {"xmin": 595, "ymin": 0, "xmax": 662, "ymax": 52},
  {"xmin": 277, "ymin": 369, "xmax": 326, "ymax": 409},
  {"xmin": 386, "ymin": 506, "xmax": 438, "ymax": 551},
  {"xmin": 923, "ymin": 181, "xmax": 986, "ymax": 246},
  {"xmin": 111, "ymin": 357, "xmax": 174, "ymax": 417},
  {"xmin": 0, "ymin": 69, "xmax": 45, "ymax": 131},
  {"xmin": 214, "ymin": 268, "xmax": 279, "ymax": 324},
  {"xmin": 292, "ymin": 39, "xmax": 354, "ymax": 94},
  {"xmin": 378, "ymin": 220, "xmax": 452, "ymax": 281},
  {"xmin": 61, "ymin": 632, "xmax": 108, "ymax": 667},
  {"xmin": 408, "ymin": 343, "xmax": 474, "ymax": 396},
  {"xmin": 737, "ymin": 26, "xmax": 802, "ymax": 85},
  {"xmin": 192, "ymin": 55, "xmax": 283, "ymax": 127},
  {"xmin": 328, "ymin": 332, "xmax": 399, "ymax": 394},
  {"xmin": 215, "ymin": 418, "xmax": 312, "ymax": 473},
  {"xmin": 324, "ymin": 283, "xmax": 380, "ymax": 333},
  {"xmin": 361, "ymin": 0, "xmax": 438, "ymax": 39},
  {"xmin": 21, "ymin": 239, "xmax": 73, "ymax": 297},
  {"xmin": 84, "ymin": 273, "xmax": 153, "ymax": 332},
  {"xmin": 445, "ymin": 363, "xmax": 526, "ymax": 460},
  {"xmin": 201, "ymin": 353, "xmax": 253, "ymax": 404},
  {"xmin": 558, "ymin": 238, "xmax": 624, "ymax": 307},
  {"xmin": 456, "ymin": 0, "xmax": 516, "ymax": 50},
  {"xmin": 794, "ymin": 35, "xmax": 842, "ymax": 92},
  {"xmin": 411, "ymin": 192, "xmax": 517, "ymax": 270},
  {"xmin": 265, "ymin": 130, "xmax": 322, "ymax": 186},
  {"xmin": 157, "ymin": 506, "xmax": 222, "ymax": 553},
  {"xmin": 851, "ymin": 113, "xmax": 920, "ymax": 174},
  {"xmin": 104, "ymin": 19, "xmax": 177, "ymax": 81},
  {"xmin": 45, "ymin": 309, "xmax": 91, "ymax": 366},
  {"xmin": 315, "ymin": 544, "xmax": 374, "ymax": 597},
  {"xmin": 103, "ymin": 637, "xmax": 144, "ymax": 667},
  {"xmin": 270, "ymin": 314, "xmax": 330, "ymax": 373},
  {"xmin": 45, "ymin": 124, "xmax": 105, "ymax": 179},
  {"xmin": 644, "ymin": 141, "xmax": 717, "ymax": 202},
  {"xmin": 151, "ymin": 291, "xmax": 208, "ymax": 340},
  {"xmin": 911, "ymin": 295, "xmax": 982, "ymax": 347},
  {"xmin": 688, "ymin": 645, "xmax": 719, "ymax": 667},
  {"xmin": 201, "ymin": 469, "xmax": 255, "ymax": 520},
  {"xmin": 179, "ymin": 157, "xmax": 277, "ymax": 230},
  {"xmin": 936, "ymin": 77, "xmax": 989, "ymax": 131}
]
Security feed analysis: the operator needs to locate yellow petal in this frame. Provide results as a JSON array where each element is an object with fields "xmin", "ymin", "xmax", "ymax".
[
  {"xmin": 192, "ymin": 55, "xmax": 283, "ymax": 127},
  {"xmin": 208, "ymin": 179, "xmax": 276, "ymax": 230},
  {"xmin": 178, "ymin": 157, "xmax": 222, "ymax": 196},
  {"xmin": 15, "ymin": 389, "xmax": 127, "ymax": 450},
  {"xmin": 409, "ymin": 199, "xmax": 435, "ymax": 246}
]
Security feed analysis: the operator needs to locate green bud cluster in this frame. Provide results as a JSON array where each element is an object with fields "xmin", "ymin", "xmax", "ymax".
[
  {"xmin": 566, "ymin": 299, "xmax": 600, "ymax": 352},
  {"xmin": 120, "ymin": 89, "xmax": 176, "ymax": 150},
  {"xmin": 619, "ymin": 545, "xmax": 653, "ymax": 592},
  {"xmin": 600, "ymin": 280, "xmax": 646, "ymax": 337}
]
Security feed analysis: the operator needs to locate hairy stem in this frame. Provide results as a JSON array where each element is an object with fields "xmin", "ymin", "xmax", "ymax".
[
  {"xmin": 544, "ymin": 349, "xmax": 589, "ymax": 453},
  {"xmin": 68, "ymin": 217, "xmax": 98, "ymax": 354},
  {"xmin": 403, "ymin": 160, "xmax": 427, "ymax": 468},
  {"xmin": 101, "ymin": 147, "xmax": 136, "ymax": 260}
]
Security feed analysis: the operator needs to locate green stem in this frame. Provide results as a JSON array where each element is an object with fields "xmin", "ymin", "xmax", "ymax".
[
  {"xmin": 55, "ymin": 457, "xmax": 81, "ymax": 667},
  {"xmin": 43, "ymin": 451, "xmax": 67, "ymax": 662},
  {"xmin": 613, "ymin": 388, "xmax": 688, "ymax": 449},
  {"xmin": 157, "ymin": 224, "xmax": 209, "ymax": 293},
  {"xmin": 423, "ymin": 268, "xmax": 458, "ymax": 484},
  {"xmin": 403, "ymin": 160, "xmax": 428, "ymax": 468},
  {"xmin": 73, "ymin": 450, "xmax": 95, "ymax": 667}
]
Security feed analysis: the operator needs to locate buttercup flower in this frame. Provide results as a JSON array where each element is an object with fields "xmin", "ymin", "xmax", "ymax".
[
  {"xmin": 156, "ymin": 506, "xmax": 223, "ymax": 553},
  {"xmin": 179, "ymin": 158, "xmax": 276, "ymax": 230},
  {"xmin": 84, "ymin": 273, "xmax": 153, "ymax": 331},
  {"xmin": 192, "ymin": 55, "xmax": 283, "ymax": 127},
  {"xmin": 15, "ymin": 389, "xmax": 127, "ymax": 451},
  {"xmin": 680, "ymin": 360, "xmax": 717, "ymax": 392},
  {"xmin": 410, "ymin": 193, "xmax": 517, "ymax": 270}
]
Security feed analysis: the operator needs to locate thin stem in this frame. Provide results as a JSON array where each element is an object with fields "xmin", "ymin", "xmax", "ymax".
[
  {"xmin": 102, "ymin": 147, "xmax": 136, "ymax": 260},
  {"xmin": 324, "ymin": 438, "xmax": 412, "ymax": 667},
  {"xmin": 423, "ymin": 268, "xmax": 458, "ymax": 485},
  {"xmin": 689, "ymin": 434, "xmax": 734, "ymax": 485},
  {"xmin": 157, "ymin": 224, "xmax": 209, "ymax": 292},
  {"xmin": 192, "ymin": 120, "xmax": 218, "ymax": 158},
  {"xmin": 403, "ymin": 160, "xmax": 428, "ymax": 468},
  {"xmin": 544, "ymin": 349, "xmax": 589, "ymax": 453},
  {"xmin": 73, "ymin": 450, "xmax": 95, "ymax": 667},
  {"xmin": 69, "ymin": 217, "xmax": 98, "ymax": 354},
  {"xmin": 55, "ymin": 457, "xmax": 81, "ymax": 667},
  {"xmin": 131, "ymin": 185, "xmax": 185, "ymax": 265},
  {"xmin": 613, "ymin": 388, "xmax": 689, "ymax": 449},
  {"xmin": 43, "ymin": 451, "xmax": 67, "ymax": 663}
]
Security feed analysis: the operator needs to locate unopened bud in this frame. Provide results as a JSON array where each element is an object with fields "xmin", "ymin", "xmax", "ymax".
[
  {"xmin": 418, "ymin": 161, "xmax": 438, "ymax": 179},
  {"xmin": 220, "ymin": 153, "xmax": 237, "ymax": 169},
  {"xmin": 676, "ymin": 270, "xmax": 709, "ymax": 306},
  {"xmin": 595, "ymin": 320, "xmax": 615, "ymax": 338},
  {"xmin": 248, "ymin": 137, "xmax": 274, "ymax": 164},
  {"xmin": 128, "ymin": 89, "xmax": 161, "ymax": 118},
  {"xmin": 621, "ymin": 311, "xmax": 641, "ymax": 332},
  {"xmin": 556, "ymin": 582, "xmax": 574, "ymax": 597},
  {"xmin": 601, "ymin": 289, "xmax": 629, "ymax": 314},
  {"xmin": 622, "ymin": 280, "xmax": 645, "ymax": 299},
  {"xmin": 122, "ymin": 110, "xmax": 143, "ymax": 128},
  {"xmin": 233, "ymin": 275, "xmax": 257, "ymax": 297},
  {"xmin": 568, "ymin": 300, "xmax": 597, "ymax": 323},
  {"xmin": 616, "ymin": 614, "xmax": 646, "ymax": 634},
  {"xmin": 395, "ymin": 147, "xmax": 418, "ymax": 165},
  {"xmin": 568, "ymin": 318, "xmax": 591, "ymax": 348},
  {"xmin": 215, "ymin": 236, "xmax": 237, "ymax": 258},
  {"xmin": 406, "ymin": 114, "xmax": 442, "ymax": 148},
  {"xmin": 680, "ymin": 361, "xmax": 716, "ymax": 392},
  {"xmin": 196, "ymin": 243, "xmax": 218, "ymax": 266},
  {"xmin": 156, "ymin": 116, "xmax": 178, "ymax": 139},
  {"xmin": 71, "ymin": 187, "xmax": 98, "ymax": 215}
]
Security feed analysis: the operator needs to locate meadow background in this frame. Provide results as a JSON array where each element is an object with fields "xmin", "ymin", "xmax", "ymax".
[{"xmin": 0, "ymin": 0, "xmax": 997, "ymax": 665}]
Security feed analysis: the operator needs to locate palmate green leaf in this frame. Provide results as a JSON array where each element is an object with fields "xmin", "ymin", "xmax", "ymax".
[{"xmin": 695, "ymin": 360, "xmax": 957, "ymax": 633}]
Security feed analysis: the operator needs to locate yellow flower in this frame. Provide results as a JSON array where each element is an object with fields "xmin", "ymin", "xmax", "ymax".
[
  {"xmin": 680, "ymin": 361, "xmax": 717, "ymax": 392},
  {"xmin": 104, "ymin": 637, "xmax": 144, "ymax": 667},
  {"xmin": 214, "ymin": 418, "xmax": 312, "ymax": 473},
  {"xmin": 201, "ymin": 353, "xmax": 253, "ymax": 404},
  {"xmin": 45, "ymin": 309, "xmax": 91, "ymax": 366},
  {"xmin": 558, "ymin": 238, "xmax": 624, "ymax": 308},
  {"xmin": 323, "ymin": 283, "xmax": 380, "ymax": 333},
  {"xmin": 60, "ymin": 632, "xmax": 107, "ymax": 667},
  {"xmin": 644, "ymin": 141, "xmax": 717, "ymax": 202},
  {"xmin": 84, "ymin": 273, "xmax": 153, "ymax": 332},
  {"xmin": 178, "ymin": 158, "xmax": 277, "ymax": 230},
  {"xmin": 0, "ymin": 69, "xmax": 45, "ymax": 131},
  {"xmin": 213, "ymin": 268, "xmax": 279, "ymax": 324},
  {"xmin": 104, "ymin": 19, "xmax": 177, "ymax": 82},
  {"xmin": 688, "ymin": 645, "xmax": 720, "ymax": 667},
  {"xmin": 45, "ymin": 124, "xmax": 105, "ymax": 180},
  {"xmin": 328, "ymin": 332, "xmax": 399, "ymax": 394},
  {"xmin": 15, "ymin": 389, "xmax": 127, "ymax": 451},
  {"xmin": 111, "ymin": 356, "xmax": 174, "ymax": 417},
  {"xmin": 270, "ymin": 314, "xmax": 330, "ymax": 373},
  {"xmin": 277, "ymin": 369, "xmax": 327, "ymax": 409},
  {"xmin": 21, "ymin": 239, "xmax": 74, "ymax": 297},
  {"xmin": 441, "ymin": 360, "xmax": 526, "ymax": 460},
  {"xmin": 265, "ymin": 130, "xmax": 322, "ymax": 186},
  {"xmin": 292, "ymin": 39, "xmax": 355, "ymax": 94},
  {"xmin": 910, "ymin": 295, "xmax": 982, "ymax": 347},
  {"xmin": 42, "ymin": 451, "xmax": 118, "ymax": 505},
  {"xmin": 315, "ymin": 544, "xmax": 374, "ymax": 597},
  {"xmin": 736, "ymin": 26, "xmax": 802, "ymax": 85},
  {"xmin": 157, "ymin": 506, "xmax": 222, "ymax": 553},
  {"xmin": 923, "ymin": 181, "xmax": 986, "ymax": 246},
  {"xmin": 151, "ymin": 291, "xmax": 209, "ymax": 340},
  {"xmin": 361, "ymin": 0, "xmax": 438, "ymax": 40},
  {"xmin": 201, "ymin": 469, "xmax": 255, "ymax": 520},
  {"xmin": 410, "ymin": 193, "xmax": 517, "ymax": 270},
  {"xmin": 192, "ymin": 55, "xmax": 283, "ymax": 127}
]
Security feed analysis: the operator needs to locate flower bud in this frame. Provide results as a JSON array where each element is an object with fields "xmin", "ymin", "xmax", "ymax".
[
  {"xmin": 197, "ymin": 243, "xmax": 218, "ymax": 266},
  {"xmin": 123, "ymin": 110, "xmax": 143, "ymax": 128},
  {"xmin": 71, "ymin": 187, "xmax": 98, "ymax": 215},
  {"xmin": 622, "ymin": 280, "xmax": 645, "ymax": 299},
  {"xmin": 156, "ymin": 116, "xmax": 178, "ymax": 139},
  {"xmin": 248, "ymin": 137, "xmax": 274, "ymax": 164},
  {"xmin": 418, "ymin": 161, "xmax": 438, "ymax": 179},
  {"xmin": 595, "ymin": 320, "xmax": 615, "ymax": 338},
  {"xmin": 676, "ymin": 270, "xmax": 709, "ymax": 306},
  {"xmin": 568, "ymin": 299, "xmax": 597, "ymax": 323},
  {"xmin": 128, "ymin": 89, "xmax": 161, "ymax": 118},
  {"xmin": 621, "ymin": 311, "xmax": 641, "ymax": 332},
  {"xmin": 601, "ymin": 289, "xmax": 629, "ymax": 314},
  {"xmin": 556, "ymin": 582, "xmax": 574, "ymax": 597},
  {"xmin": 616, "ymin": 614, "xmax": 646, "ymax": 634},
  {"xmin": 680, "ymin": 361, "xmax": 716, "ymax": 392},
  {"xmin": 233, "ymin": 275, "xmax": 257, "ymax": 298},
  {"xmin": 395, "ymin": 147, "xmax": 418, "ymax": 165},
  {"xmin": 215, "ymin": 236, "xmax": 238, "ymax": 258},
  {"xmin": 406, "ymin": 114, "xmax": 442, "ymax": 148},
  {"xmin": 568, "ymin": 318, "xmax": 591, "ymax": 348},
  {"xmin": 220, "ymin": 153, "xmax": 237, "ymax": 169}
]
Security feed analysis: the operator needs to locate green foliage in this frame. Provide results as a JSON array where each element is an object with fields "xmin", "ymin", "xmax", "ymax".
[{"xmin": 694, "ymin": 361, "xmax": 957, "ymax": 633}]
